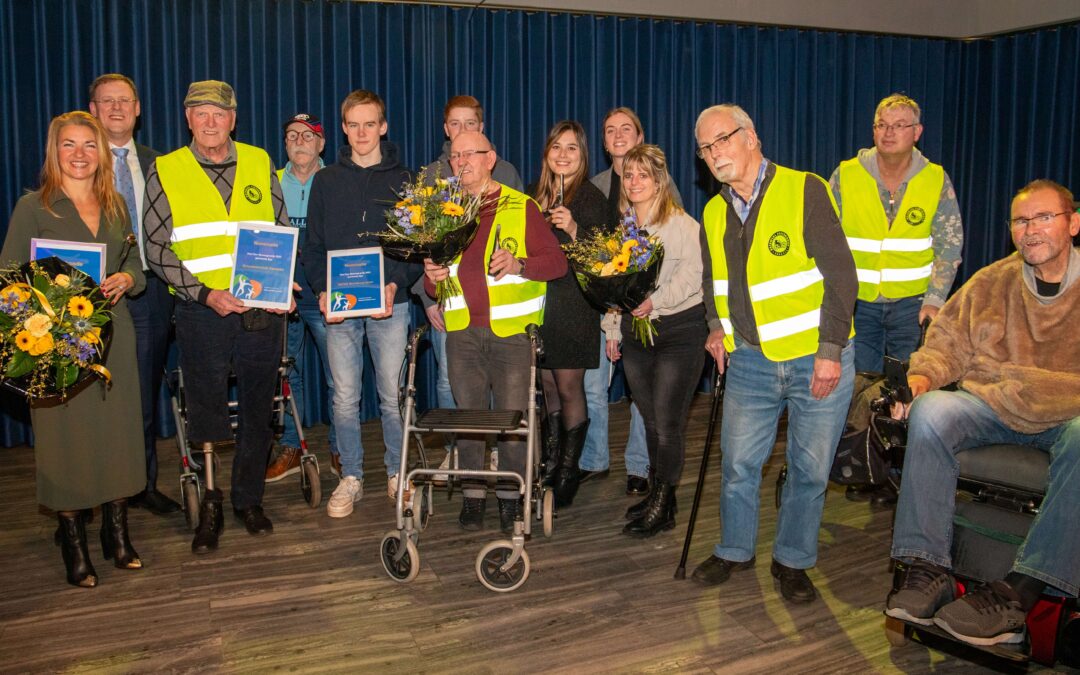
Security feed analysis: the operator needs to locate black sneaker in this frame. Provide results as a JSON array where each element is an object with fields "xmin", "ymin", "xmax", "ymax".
[
  {"xmin": 498, "ymin": 498, "xmax": 521, "ymax": 534},
  {"xmin": 690, "ymin": 555, "xmax": 756, "ymax": 586},
  {"xmin": 885, "ymin": 561, "xmax": 955, "ymax": 625},
  {"xmin": 933, "ymin": 580, "xmax": 1026, "ymax": 646},
  {"xmin": 458, "ymin": 497, "xmax": 486, "ymax": 531}
]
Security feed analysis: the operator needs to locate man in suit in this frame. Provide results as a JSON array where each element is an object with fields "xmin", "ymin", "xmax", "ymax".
[{"xmin": 89, "ymin": 73, "xmax": 179, "ymax": 515}]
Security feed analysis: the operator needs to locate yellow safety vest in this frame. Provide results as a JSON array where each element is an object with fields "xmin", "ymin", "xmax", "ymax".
[
  {"xmin": 838, "ymin": 158, "xmax": 943, "ymax": 300},
  {"xmin": 156, "ymin": 143, "xmax": 275, "ymax": 290},
  {"xmin": 705, "ymin": 164, "xmax": 847, "ymax": 362},
  {"xmin": 443, "ymin": 185, "xmax": 547, "ymax": 337}
]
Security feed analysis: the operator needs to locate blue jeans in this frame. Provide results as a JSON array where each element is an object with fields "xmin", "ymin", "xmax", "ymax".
[
  {"xmin": 325, "ymin": 303, "xmax": 409, "ymax": 479},
  {"xmin": 428, "ymin": 325, "xmax": 456, "ymax": 409},
  {"xmin": 582, "ymin": 332, "xmax": 650, "ymax": 476},
  {"xmin": 280, "ymin": 302, "xmax": 337, "ymax": 454},
  {"xmin": 853, "ymin": 296, "xmax": 922, "ymax": 373},
  {"xmin": 891, "ymin": 390, "xmax": 1080, "ymax": 596},
  {"xmin": 713, "ymin": 341, "xmax": 854, "ymax": 569}
]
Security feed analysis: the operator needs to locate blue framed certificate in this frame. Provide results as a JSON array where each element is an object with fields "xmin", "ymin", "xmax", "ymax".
[
  {"xmin": 230, "ymin": 222, "xmax": 299, "ymax": 310},
  {"xmin": 326, "ymin": 247, "xmax": 385, "ymax": 319},
  {"xmin": 30, "ymin": 239, "xmax": 106, "ymax": 283}
]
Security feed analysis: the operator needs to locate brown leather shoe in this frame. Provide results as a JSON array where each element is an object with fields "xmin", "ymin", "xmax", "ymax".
[{"xmin": 265, "ymin": 446, "xmax": 302, "ymax": 482}]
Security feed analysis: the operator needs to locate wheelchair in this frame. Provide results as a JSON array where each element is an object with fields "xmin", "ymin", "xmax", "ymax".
[{"xmin": 379, "ymin": 324, "xmax": 553, "ymax": 592}]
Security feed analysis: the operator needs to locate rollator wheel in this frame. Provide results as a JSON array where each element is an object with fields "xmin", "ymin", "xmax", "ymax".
[
  {"xmin": 884, "ymin": 616, "xmax": 912, "ymax": 647},
  {"xmin": 301, "ymin": 458, "xmax": 321, "ymax": 509},
  {"xmin": 541, "ymin": 488, "xmax": 554, "ymax": 538},
  {"xmin": 380, "ymin": 531, "xmax": 420, "ymax": 583},
  {"xmin": 475, "ymin": 541, "xmax": 530, "ymax": 592},
  {"xmin": 417, "ymin": 483, "xmax": 433, "ymax": 532},
  {"xmin": 181, "ymin": 478, "xmax": 200, "ymax": 532}
]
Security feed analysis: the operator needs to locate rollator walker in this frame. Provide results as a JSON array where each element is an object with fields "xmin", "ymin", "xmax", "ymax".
[{"xmin": 380, "ymin": 324, "xmax": 554, "ymax": 592}]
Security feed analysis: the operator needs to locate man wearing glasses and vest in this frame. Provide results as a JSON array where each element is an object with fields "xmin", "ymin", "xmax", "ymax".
[
  {"xmin": 422, "ymin": 131, "xmax": 566, "ymax": 534},
  {"xmin": 690, "ymin": 104, "xmax": 858, "ymax": 604},
  {"xmin": 144, "ymin": 80, "xmax": 291, "ymax": 554}
]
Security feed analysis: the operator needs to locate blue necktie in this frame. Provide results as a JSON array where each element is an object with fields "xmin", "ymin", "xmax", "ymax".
[{"xmin": 112, "ymin": 147, "xmax": 139, "ymax": 238}]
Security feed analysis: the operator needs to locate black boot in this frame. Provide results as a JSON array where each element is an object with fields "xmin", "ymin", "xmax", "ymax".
[
  {"xmin": 191, "ymin": 488, "xmax": 224, "ymax": 555},
  {"xmin": 541, "ymin": 411, "xmax": 563, "ymax": 487},
  {"xmin": 57, "ymin": 512, "xmax": 97, "ymax": 588},
  {"xmin": 53, "ymin": 508, "xmax": 93, "ymax": 546},
  {"xmin": 625, "ymin": 468, "xmax": 658, "ymax": 520},
  {"xmin": 100, "ymin": 500, "xmax": 142, "ymax": 569},
  {"xmin": 623, "ymin": 482, "xmax": 677, "ymax": 538},
  {"xmin": 553, "ymin": 419, "xmax": 590, "ymax": 508}
]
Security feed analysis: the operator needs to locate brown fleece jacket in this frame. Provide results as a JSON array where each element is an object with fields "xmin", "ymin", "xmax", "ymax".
[{"xmin": 909, "ymin": 248, "xmax": 1080, "ymax": 434}]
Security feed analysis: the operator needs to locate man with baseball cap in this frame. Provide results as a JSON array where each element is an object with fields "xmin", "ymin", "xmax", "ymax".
[
  {"xmin": 264, "ymin": 113, "xmax": 342, "ymax": 483},
  {"xmin": 143, "ymin": 80, "xmax": 291, "ymax": 554}
]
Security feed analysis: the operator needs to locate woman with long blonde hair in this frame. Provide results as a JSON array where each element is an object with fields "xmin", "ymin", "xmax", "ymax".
[{"xmin": 1, "ymin": 111, "xmax": 147, "ymax": 587}]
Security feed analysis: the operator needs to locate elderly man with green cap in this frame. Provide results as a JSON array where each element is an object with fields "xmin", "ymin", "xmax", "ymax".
[{"xmin": 143, "ymin": 80, "xmax": 291, "ymax": 554}]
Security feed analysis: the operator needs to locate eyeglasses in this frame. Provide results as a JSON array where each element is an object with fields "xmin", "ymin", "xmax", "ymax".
[
  {"xmin": 1009, "ymin": 211, "xmax": 1070, "ymax": 230},
  {"xmin": 94, "ymin": 97, "xmax": 135, "ymax": 107},
  {"xmin": 285, "ymin": 130, "xmax": 318, "ymax": 142},
  {"xmin": 873, "ymin": 122, "xmax": 918, "ymax": 133},
  {"xmin": 696, "ymin": 127, "xmax": 743, "ymax": 159},
  {"xmin": 449, "ymin": 149, "xmax": 490, "ymax": 162}
]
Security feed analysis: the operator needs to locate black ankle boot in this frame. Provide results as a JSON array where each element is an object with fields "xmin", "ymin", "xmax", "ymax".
[
  {"xmin": 553, "ymin": 419, "xmax": 590, "ymax": 508},
  {"xmin": 541, "ymin": 411, "xmax": 563, "ymax": 487},
  {"xmin": 101, "ymin": 500, "xmax": 142, "ymax": 569},
  {"xmin": 625, "ymin": 468, "xmax": 657, "ymax": 520},
  {"xmin": 623, "ymin": 482, "xmax": 677, "ymax": 538},
  {"xmin": 53, "ymin": 508, "xmax": 93, "ymax": 546},
  {"xmin": 191, "ymin": 488, "xmax": 224, "ymax": 555},
  {"xmin": 57, "ymin": 512, "xmax": 97, "ymax": 588}
]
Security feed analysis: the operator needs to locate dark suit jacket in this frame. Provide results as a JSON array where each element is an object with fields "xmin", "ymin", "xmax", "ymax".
[{"xmin": 135, "ymin": 143, "xmax": 161, "ymax": 179}]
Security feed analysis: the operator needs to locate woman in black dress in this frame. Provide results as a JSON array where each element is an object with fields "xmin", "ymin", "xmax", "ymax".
[{"xmin": 527, "ymin": 121, "xmax": 610, "ymax": 507}]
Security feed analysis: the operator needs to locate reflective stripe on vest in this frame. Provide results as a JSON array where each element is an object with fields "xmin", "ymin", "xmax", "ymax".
[
  {"xmin": 838, "ymin": 158, "xmax": 943, "ymax": 300},
  {"xmin": 156, "ymin": 143, "xmax": 275, "ymax": 290},
  {"xmin": 442, "ymin": 185, "xmax": 547, "ymax": 337},
  {"xmin": 704, "ymin": 165, "xmax": 847, "ymax": 362}
]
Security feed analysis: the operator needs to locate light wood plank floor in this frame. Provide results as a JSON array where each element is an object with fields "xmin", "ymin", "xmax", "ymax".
[{"xmin": 0, "ymin": 397, "xmax": 1070, "ymax": 673}]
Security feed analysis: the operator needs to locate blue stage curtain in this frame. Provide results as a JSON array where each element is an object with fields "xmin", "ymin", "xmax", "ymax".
[{"xmin": 1, "ymin": 1, "xmax": 1077, "ymax": 446}]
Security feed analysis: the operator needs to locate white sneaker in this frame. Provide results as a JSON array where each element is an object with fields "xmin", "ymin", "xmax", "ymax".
[
  {"xmin": 327, "ymin": 476, "xmax": 363, "ymax": 518},
  {"xmin": 388, "ymin": 473, "xmax": 415, "ymax": 502},
  {"xmin": 490, "ymin": 448, "xmax": 499, "ymax": 471},
  {"xmin": 432, "ymin": 450, "xmax": 455, "ymax": 484}
]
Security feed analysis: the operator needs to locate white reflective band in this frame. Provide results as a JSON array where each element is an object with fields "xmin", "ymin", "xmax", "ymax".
[
  {"xmin": 490, "ymin": 296, "xmax": 545, "ymax": 320},
  {"xmin": 448, "ymin": 264, "xmax": 460, "ymax": 277},
  {"xmin": 757, "ymin": 308, "xmax": 820, "ymax": 343},
  {"xmin": 488, "ymin": 273, "xmax": 528, "ymax": 287},
  {"xmin": 182, "ymin": 254, "xmax": 233, "ymax": 274},
  {"xmin": 856, "ymin": 268, "xmax": 881, "ymax": 285},
  {"xmin": 713, "ymin": 279, "xmax": 728, "ymax": 296},
  {"xmin": 749, "ymin": 268, "xmax": 823, "ymax": 302},
  {"xmin": 170, "ymin": 220, "xmax": 238, "ymax": 243},
  {"xmin": 881, "ymin": 237, "xmax": 933, "ymax": 252},
  {"xmin": 846, "ymin": 237, "xmax": 881, "ymax": 253},
  {"xmin": 444, "ymin": 295, "xmax": 466, "ymax": 312},
  {"xmin": 881, "ymin": 264, "xmax": 933, "ymax": 282},
  {"xmin": 720, "ymin": 318, "xmax": 733, "ymax": 334}
]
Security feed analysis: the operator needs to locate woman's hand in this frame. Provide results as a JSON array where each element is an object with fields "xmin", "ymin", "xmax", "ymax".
[
  {"xmin": 100, "ymin": 272, "xmax": 134, "ymax": 305},
  {"xmin": 546, "ymin": 205, "xmax": 578, "ymax": 240},
  {"xmin": 606, "ymin": 339, "xmax": 621, "ymax": 362},
  {"xmin": 630, "ymin": 297, "xmax": 654, "ymax": 318}
]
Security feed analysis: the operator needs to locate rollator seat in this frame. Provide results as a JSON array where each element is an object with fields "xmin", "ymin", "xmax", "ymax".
[
  {"xmin": 956, "ymin": 444, "xmax": 1049, "ymax": 495},
  {"xmin": 414, "ymin": 408, "xmax": 524, "ymax": 433}
]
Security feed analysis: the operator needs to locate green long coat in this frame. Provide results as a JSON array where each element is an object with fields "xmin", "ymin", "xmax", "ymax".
[{"xmin": 2, "ymin": 191, "xmax": 146, "ymax": 510}]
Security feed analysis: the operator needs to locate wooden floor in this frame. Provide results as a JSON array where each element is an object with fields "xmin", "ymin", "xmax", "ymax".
[{"xmin": 0, "ymin": 397, "xmax": 1070, "ymax": 673}]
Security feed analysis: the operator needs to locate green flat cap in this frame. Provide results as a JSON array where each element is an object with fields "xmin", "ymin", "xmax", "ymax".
[{"xmin": 184, "ymin": 80, "xmax": 237, "ymax": 109}]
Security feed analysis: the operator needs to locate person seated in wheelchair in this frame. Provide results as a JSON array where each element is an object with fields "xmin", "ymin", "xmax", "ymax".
[{"xmin": 886, "ymin": 179, "xmax": 1080, "ymax": 646}]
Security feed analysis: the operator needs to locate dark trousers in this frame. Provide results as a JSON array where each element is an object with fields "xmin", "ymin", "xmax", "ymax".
[
  {"xmin": 127, "ymin": 273, "xmax": 173, "ymax": 490},
  {"xmin": 174, "ymin": 301, "xmax": 283, "ymax": 510},
  {"xmin": 446, "ymin": 327, "xmax": 531, "ymax": 500},
  {"xmin": 621, "ymin": 305, "xmax": 707, "ymax": 484}
]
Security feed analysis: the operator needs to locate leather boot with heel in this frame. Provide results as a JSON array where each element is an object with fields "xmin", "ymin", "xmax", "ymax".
[
  {"xmin": 623, "ymin": 482, "xmax": 677, "ymax": 538},
  {"xmin": 625, "ymin": 468, "xmax": 661, "ymax": 521},
  {"xmin": 191, "ymin": 488, "xmax": 224, "ymax": 555},
  {"xmin": 541, "ymin": 411, "xmax": 563, "ymax": 487},
  {"xmin": 553, "ymin": 419, "xmax": 590, "ymax": 508},
  {"xmin": 57, "ymin": 512, "xmax": 97, "ymax": 588},
  {"xmin": 100, "ymin": 500, "xmax": 142, "ymax": 569}
]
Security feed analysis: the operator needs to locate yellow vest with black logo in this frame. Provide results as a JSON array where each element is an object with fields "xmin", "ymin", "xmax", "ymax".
[
  {"xmin": 704, "ymin": 164, "xmax": 846, "ymax": 362},
  {"xmin": 156, "ymin": 142, "xmax": 275, "ymax": 290},
  {"xmin": 443, "ymin": 186, "xmax": 547, "ymax": 337},
  {"xmin": 838, "ymin": 158, "xmax": 942, "ymax": 300}
]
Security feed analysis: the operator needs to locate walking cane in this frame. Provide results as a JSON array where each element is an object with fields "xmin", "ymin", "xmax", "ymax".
[{"xmin": 674, "ymin": 368, "xmax": 725, "ymax": 579}]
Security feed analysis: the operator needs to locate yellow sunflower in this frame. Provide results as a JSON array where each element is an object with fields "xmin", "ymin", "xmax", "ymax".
[
  {"xmin": 1, "ymin": 284, "xmax": 31, "ymax": 303},
  {"xmin": 83, "ymin": 327, "xmax": 102, "ymax": 345},
  {"xmin": 441, "ymin": 201, "xmax": 464, "ymax": 217},
  {"xmin": 613, "ymin": 254, "xmax": 630, "ymax": 272},
  {"xmin": 28, "ymin": 333, "xmax": 54, "ymax": 356},
  {"xmin": 14, "ymin": 330, "xmax": 34, "ymax": 352},
  {"xmin": 67, "ymin": 296, "xmax": 94, "ymax": 318},
  {"xmin": 621, "ymin": 239, "xmax": 640, "ymax": 255}
]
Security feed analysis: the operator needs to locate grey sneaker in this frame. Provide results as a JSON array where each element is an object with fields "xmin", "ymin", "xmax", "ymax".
[
  {"xmin": 885, "ymin": 561, "xmax": 955, "ymax": 625},
  {"xmin": 932, "ymin": 580, "xmax": 1026, "ymax": 646}
]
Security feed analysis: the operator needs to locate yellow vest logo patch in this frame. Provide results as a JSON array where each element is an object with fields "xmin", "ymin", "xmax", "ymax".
[
  {"xmin": 768, "ymin": 231, "xmax": 791, "ymax": 256},
  {"xmin": 905, "ymin": 206, "xmax": 926, "ymax": 225},
  {"xmin": 243, "ymin": 185, "xmax": 263, "ymax": 204}
]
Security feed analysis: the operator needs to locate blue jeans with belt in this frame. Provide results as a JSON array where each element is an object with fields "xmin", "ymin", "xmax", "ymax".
[
  {"xmin": 853, "ymin": 295, "xmax": 922, "ymax": 373},
  {"xmin": 891, "ymin": 389, "xmax": 1080, "ymax": 596},
  {"xmin": 713, "ymin": 340, "xmax": 854, "ymax": 569}
]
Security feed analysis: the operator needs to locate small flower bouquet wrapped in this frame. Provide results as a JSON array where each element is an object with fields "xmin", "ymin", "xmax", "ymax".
[
  {"xmin": 380, "ymin": 170, "xmax": 485, "ymax": 306},
  {"xmin": 0, "ymin": 257, "xmax": 113, "ymax": 403},
  {"xmin": 562, "ymin": 210, "xmax": 665, "ymax": 345}
]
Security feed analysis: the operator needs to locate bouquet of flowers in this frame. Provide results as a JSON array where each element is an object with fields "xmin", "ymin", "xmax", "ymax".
[
  {"xmin": 0, "ymin": 257, "xmax": 113, "ymax": 403},
  {"xmin": 380, "ymin": 169, "xmax": 485, "ymax": 306},
  {"xmin": 562, "ymin": 209, "xmax": 665, "ymax": 345}
]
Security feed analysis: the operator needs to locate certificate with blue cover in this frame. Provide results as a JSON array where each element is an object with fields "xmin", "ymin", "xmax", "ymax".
[
  {"xmin": 326, "ymin": 247, "xmax": 385, "ymax": 319},
  {"xmin": 230, "ymin": 222, "xmax": 299, "ymax": 310},
  {"xmin": 30, "ymin": 239, "xmax": 106, "ymax": 283}
]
